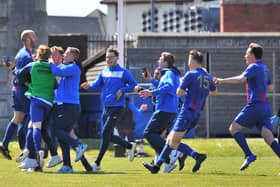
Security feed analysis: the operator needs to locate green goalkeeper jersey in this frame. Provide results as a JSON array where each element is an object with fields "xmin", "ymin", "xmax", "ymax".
[{"xmin": 25, "ymin": 60, "xmax": 55, "ymax": 103}]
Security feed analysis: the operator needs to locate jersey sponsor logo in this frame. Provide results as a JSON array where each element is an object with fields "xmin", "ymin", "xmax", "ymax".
[
  {"xmin": 37, "ymin": 68, "xmax": 51, "ymax": 73},
  {"xmin": 102, "ymin": 71, "xmax": 123, "ymax": 78}
]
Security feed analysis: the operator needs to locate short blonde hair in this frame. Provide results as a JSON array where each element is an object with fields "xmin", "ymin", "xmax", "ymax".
[{"xmin": 20, "ymin": 29, "xmax": 35, "ymax": 42}]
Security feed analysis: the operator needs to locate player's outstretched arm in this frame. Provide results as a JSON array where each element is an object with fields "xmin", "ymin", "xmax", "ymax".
[{"xmin": 214, "ymin": 75, "xmax": 246, "ymax": 85}]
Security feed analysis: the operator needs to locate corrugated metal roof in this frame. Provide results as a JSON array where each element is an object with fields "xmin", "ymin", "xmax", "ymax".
[
  {"xmin": 82, "ymin": 48, "xmax": 106, "ymax": 69},
  {"xmin": 82, "ymin": 49, "xmax": 107, "ymax": 82},
  {"xmin": 85, "ymin": 61, "xmax": 107, "ymax": 82}
]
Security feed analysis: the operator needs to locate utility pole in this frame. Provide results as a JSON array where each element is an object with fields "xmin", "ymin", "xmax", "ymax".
[{"xmin": 117, "ymin": 0, "xmax": 124, "ymax": 67}]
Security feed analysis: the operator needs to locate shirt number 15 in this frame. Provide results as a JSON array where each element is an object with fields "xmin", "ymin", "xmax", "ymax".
[{"xmin": 197, "ymin": 75, "xmax": 209, "ymax": 89}]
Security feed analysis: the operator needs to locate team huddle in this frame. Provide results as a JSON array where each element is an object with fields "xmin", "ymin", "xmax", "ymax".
[{"xmin": 0, "ymin": 29, "xmax": 280, "ymax": 174}]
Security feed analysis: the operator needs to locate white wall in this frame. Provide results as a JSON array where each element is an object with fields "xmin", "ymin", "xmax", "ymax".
[{"xmin": 105, "ymin": 2, "xmax": 180, "ymax": 35}]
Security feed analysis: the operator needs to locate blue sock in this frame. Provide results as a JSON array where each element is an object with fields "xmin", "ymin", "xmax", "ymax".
[
  {"xmin": 155, "ymin": 144, "xmax": 172, "ymax": 167},
  {"xmin": 17, "ymin": 115, "xmax": 29, "ymax": 150},
  {"xmin": 26, "ymin": 128, "xmax": 33, "ymax": 151},
  {"xmin": 17, "ymin": 123, "xmax": 26, "ymax": 150},
  {"xmin": 270, "ymin": 140, "xmax": 280, "ymax": 158},
  {"xmin": 26, "ymin": 128, "xmax": 36, "ymax": 159},
  {"xmin": 233, "ymin": 132, "xmax": 252, "ymax": 157},
  {"xmin": 2, "ymin": 122, "xmax": 17, "ymax": 148},
  {"xmin": 33, "ymin": 128, "xmax": 42, "ymax": 152},
  {"xmin": 177, "ymin": 143, "xmax": 197, "ymax": 158}
]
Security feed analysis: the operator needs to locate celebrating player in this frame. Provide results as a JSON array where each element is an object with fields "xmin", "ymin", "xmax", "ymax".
[
  {"xmin": 214, "ymin": 43, "xmax": 280, "ymax": 171},
  {"xmin": 143, "ymin": 49, "xmax": 217, "ymax": 174}
]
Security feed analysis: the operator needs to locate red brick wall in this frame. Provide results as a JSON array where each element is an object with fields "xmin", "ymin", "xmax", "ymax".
[{"xmin": 221, "ymin": 4, "xmax": 280, "ymax": 32}]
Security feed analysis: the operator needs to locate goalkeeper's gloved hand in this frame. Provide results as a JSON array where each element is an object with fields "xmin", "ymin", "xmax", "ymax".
[{"xmin": 271, "ymin": 115, "xmax": 280, "ymax": 126}]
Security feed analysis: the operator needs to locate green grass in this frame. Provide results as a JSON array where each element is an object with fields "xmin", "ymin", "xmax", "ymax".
[{"xmin": 1, "ymin": 138, "xmax": 280, "ymax": 187}]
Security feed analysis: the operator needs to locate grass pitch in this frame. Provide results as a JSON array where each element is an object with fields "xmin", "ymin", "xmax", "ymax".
[{"xmin": 0, "ymin": 138, "xmax": 279, "ymax": 187}]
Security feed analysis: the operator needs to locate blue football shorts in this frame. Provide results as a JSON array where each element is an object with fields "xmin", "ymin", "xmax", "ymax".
[
  {"xmin": 172, "ymin": 108, "xmax": 200, "ymax": 132},
  {"xmin": 30, "ymin": 98, "xmax": 52, "ymax": 123},
  {"xmin": 234, "ymin": 102, "xmax": 272, "ymax": 131},
  {"xmin": 12, "ymin": 86, "xmax": 30, "ymax": 114}
]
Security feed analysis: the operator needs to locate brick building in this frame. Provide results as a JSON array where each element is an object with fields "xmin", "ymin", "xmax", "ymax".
[{"xmin": 221, "ymin": 0, "xmax": 280, "ymax": 32}]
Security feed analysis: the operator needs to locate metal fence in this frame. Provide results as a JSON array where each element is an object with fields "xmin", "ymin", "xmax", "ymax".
[{"xmin": 87, "ymin": 34, "xmax": 137, "ymax": 58}]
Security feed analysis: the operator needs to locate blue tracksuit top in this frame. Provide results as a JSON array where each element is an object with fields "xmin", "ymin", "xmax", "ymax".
[
  {"xmin": 50, "ymin": 62, "xmax": 81, "ymax": 104},
  {"xmin": 88, "ymin": 64, "xmax": 137, "ymax": 107},
  {"xmin": 150, "ymin": 67, "xmax": 181, "ymax": 113}
]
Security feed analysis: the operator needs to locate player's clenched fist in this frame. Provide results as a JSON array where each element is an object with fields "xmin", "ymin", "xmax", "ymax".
[{"xmin": 80, "ymin": 82, "xmax": 89, "ymax": 89}]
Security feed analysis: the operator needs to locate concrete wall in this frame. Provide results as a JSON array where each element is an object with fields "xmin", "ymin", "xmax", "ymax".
[
  {"xmin": 0, "ymin": 0, "xmax": 47, "ymax": 60},
  {"xmin": 127, "ymin": 32, "xmax": 280, "ymax": 137},
  {"xmin": 220, "ymin": 0, "xmax": 280, "ymax": 32},
  {"xmin": 0, "ymin": 0, "xmax": 47, "ymax": 137}
]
